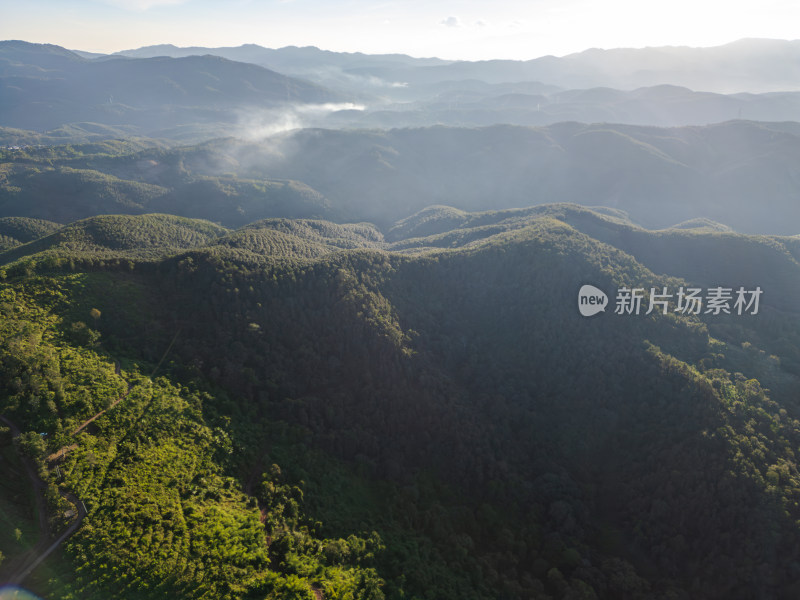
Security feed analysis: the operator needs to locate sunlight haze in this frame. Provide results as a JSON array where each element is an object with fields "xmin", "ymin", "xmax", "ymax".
[{"xmin": 3, "ymin": 0, "xmax": 799, "ymax": 59}]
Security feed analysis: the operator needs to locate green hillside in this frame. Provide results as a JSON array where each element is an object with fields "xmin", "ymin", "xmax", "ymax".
[
  {"xmin": 0, "ymin": 166, "xmax": 170, "ymax": 223},
  {"xmin": 210, "ymin": 219, "xmax": 384, "ymax": 262},
  {"xmin": 0, "ymin": 216, "xmax": 61, "ymax": 250},
  {"xmin": 0, "ymin": 214, "xmax": 228, "ymax": 264},
  {"xmin": 6, "ymin": 120, "xmax": 800, "ymax": 234},
  {"xmin": 0, "ymin": 141, "xmax": 334, "ymax": 226},
  {"xmin": 232, "ymin": 121, "xmax": 800, "ymax": 232},
  {"xmin": 1, "ymin": 208, "xmax": 799, "ymax": 599},
  {"xmin": 241, "ymin": 219, "xmax": 384, "ymax": 248}
]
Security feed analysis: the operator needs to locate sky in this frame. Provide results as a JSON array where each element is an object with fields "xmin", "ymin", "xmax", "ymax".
[{"xmin": 3, "ymin": 0, "xmax": 800, "ymax": 60}]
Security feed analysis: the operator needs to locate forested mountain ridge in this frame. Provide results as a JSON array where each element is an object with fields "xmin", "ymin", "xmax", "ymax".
[
  {"xmin": 249, "ymin": 120, "xmax": 800, "ymax": 232},
  {"xmin": 10, "ymin": 39, "xmax": 800, "ymax": 144},
  {"xmin": 0, "ymin": 214, "xmax": 228, "ymax": 264},
  {"xmin": 4, "ymin": 120, "xmax": 800, "ymax": 234},
  {"xmin": 2, "ymin": 207, "xmax": 800, "ymax": 599},
  {"xmin": 0, "ymin": 40, "xmax": 347, "ymax": 135},
  {"xmin": 0, "ymin": 216, "xmax": 61, "ymax": 250}
]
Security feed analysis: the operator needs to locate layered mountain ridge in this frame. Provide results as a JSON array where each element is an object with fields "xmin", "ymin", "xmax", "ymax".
[{"xmin": 2, "ymin": 205, "xmax": 800, "ymax": 599}]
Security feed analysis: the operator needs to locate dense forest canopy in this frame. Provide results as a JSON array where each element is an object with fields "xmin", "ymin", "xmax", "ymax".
[
  {"xmin": 1, "ymin": 205, "xmax": 800, "ymax": 599},
  {"xmin": 4, "ymin": 120, "xmax": 800, "ymax": 234}
]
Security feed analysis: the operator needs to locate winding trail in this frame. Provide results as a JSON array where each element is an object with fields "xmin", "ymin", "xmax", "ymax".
[
  {"xmin": 0, "ymin": 416, "xmax": 86, "ymax": 586},
  {"xmin": 1, "ymin": 349, "xmax": 171, "ymax": 586},
  {"xmin": 6, "ymin": 491, "xmax": 87, "ymax": 585},
  {"xmin": 45, "ymin": 362, "xmax": 131, "ymax": 463},
  {"xmin": 71, "ymin": 377, "xmax": 133, "ymax": 436}
]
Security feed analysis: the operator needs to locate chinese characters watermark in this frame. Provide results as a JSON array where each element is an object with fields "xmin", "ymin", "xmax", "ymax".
[{"xmin": 579, "ymin": 284, "xmax": 762, "ymax": 317}]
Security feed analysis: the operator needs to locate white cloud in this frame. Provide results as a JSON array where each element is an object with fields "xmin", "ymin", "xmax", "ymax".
[
  {"xmin": 237, "ymin": 103, "xmax": 366, "ymax": 141},
  {"xmin": 98, "ymin": 0, "xmax": 190, "ymax": 10},
  {"xmin": 439, "ymin": 16, "xmax": 462, "ymax": 28}
]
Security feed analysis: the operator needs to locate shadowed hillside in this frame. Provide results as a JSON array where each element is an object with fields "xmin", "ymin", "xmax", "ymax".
[{"xmin": 2, "ymin": 208, "xmax": 799, "ymax": 599}]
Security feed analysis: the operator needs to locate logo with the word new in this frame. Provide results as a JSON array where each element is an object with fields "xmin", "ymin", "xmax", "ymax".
[{"xmin": 578, "ymin": 284, "xmax": 609, "ymax": 317}]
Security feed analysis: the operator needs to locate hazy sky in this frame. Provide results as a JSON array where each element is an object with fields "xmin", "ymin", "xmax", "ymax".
[{"xmin": 3, "ymin": 0, "xmax": 799, "ymax": 60}]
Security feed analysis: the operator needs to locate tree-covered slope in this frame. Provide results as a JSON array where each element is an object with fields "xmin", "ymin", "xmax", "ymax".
[
  {"xmin": 0, "ymin": 217, "xmax": 61, "ymax": 250},
  {"xmin": 0, "ymin": 214, "xmax": 228, "ymax": 264},
  {"xmin": 0, "ymin": 282, "xmax": 385, "ymax": 600},
  {"xmin": 0, "ymin": 142, "xmax": 334, "ymax": 227},
  {"xmin": 2, "ymin": 209, "xmax": 800, "ymax": 599},
  {"xmin": 251, "ymin": 120, "xmax": 800, "ymax": 232},
  {"xmin": 6, "ymin": 120, "xmax": 800, "ymax": 234}
]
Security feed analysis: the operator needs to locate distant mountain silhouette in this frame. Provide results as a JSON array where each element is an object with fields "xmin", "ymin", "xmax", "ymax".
[
  {"xmin": 6, "ymin": 38, "xmax": 799, "ymax": 135},
  {"xmin": 0, "ymin": 40, "xmax": 347, "ymax": 133},
  {"xmin": 113, "ymin": 38, "xmax": 800, "ymax": 95},
  {"xmin": 367, "ymin": 38, "xmax": 800, "ymax": 94}
]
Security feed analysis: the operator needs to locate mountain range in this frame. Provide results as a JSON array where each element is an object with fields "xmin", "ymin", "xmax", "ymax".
[
  {"xmin": 3, "ymin": 120, "xmax": 800, "ymax": 234},
  {"xmin": 2, "ymin": 205, "xmax": 800, "ymax": 599},
  {"xmin": 3, "ymin": 34, "xmax": 800, "ymax": 600},
  {"xmin": 0, "ymin": 40, "xmax": 345, "ymax": 135},
  {"xmin": 111, "ymin": 38, "xmax": 800, "ymax": 95},
  {"xmin": 5, "ymin": 39, "xmax": 800, "ymax": 141}
]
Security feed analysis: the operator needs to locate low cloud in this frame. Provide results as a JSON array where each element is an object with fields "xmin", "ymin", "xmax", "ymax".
[
  {"xmin": 440, "ymin": 16, "xmax": 462, "ymax": 28},
  {"xmin": 343, "ymin": 72, "xmax": 408, "ymax": 89},
  {"xmin": 236, "ymin": 102, "xmax": 366, "ymax": 141}
]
